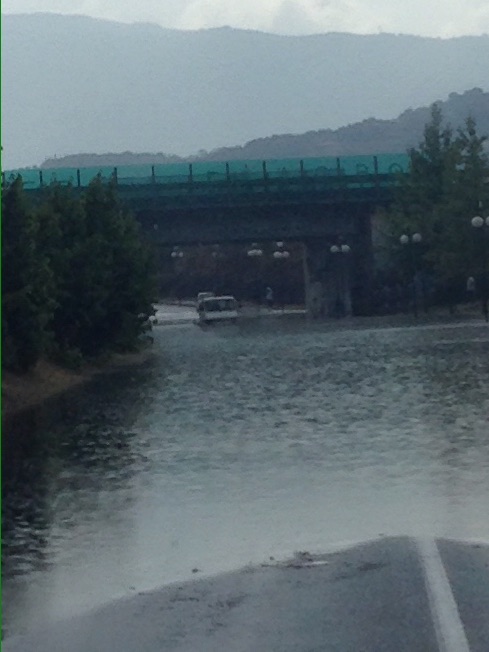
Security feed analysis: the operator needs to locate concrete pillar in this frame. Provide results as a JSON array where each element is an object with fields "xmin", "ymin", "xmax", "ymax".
[{"xmin": 303, "ymin": 240, "xmax": 352, "ymax": 318}]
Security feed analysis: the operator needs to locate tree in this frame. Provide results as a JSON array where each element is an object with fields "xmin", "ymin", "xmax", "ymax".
[
  {"xmin": 37, "ymin": 183, "xmax": 89, "ymax": 358},
  {"xmin": 72, "ymin": 175, "xmax": 157, "ymax": 355},
  {"xmin": 2, "ymin": 177, "xmax": 55, "ymax": 370},
  {"xmin": 2, "ymin": 174, "xmax": 158, "ymax": 371},
  {"xmin": 379, "ymin": 105, "xmax": 489, "ymax": 307},
  {"xmin": 425, "ymin": 117, "xmax": 489, "ymax": 285}
]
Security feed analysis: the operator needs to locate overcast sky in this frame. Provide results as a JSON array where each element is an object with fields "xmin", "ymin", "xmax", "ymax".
[{"xmin": 3, "ymin": 0, "xmax": 489, "ymax": 38}]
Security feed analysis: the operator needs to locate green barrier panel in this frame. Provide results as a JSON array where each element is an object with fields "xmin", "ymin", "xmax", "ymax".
[
  {"xmin": 78, "ymin": 166, "xmax": 115, "ymax": 185},
  {"xmin": 338, "ymin": 155, "xmax": 374, "ymax": 175},
  {"xmin": 116, "ymin": 165, "xmax": 152, "ymax": 179},
  {"xmin": 153, "ymin": 162, "xmax": 192, "ymax": 182},
  {"xmin": 41, "ymin": 168, "xmax": 79, "ymax": 185},
  {"xmin": 3, "ymin": 168, "xmax": 42, "ymax": 188},
  {"xmin": 153, "ymin": 174, "xmax": 190, "ymax": 184},
  {"xmin": 4, "ymin": 153, "xmax": 410, "ymax": 190},
  {"xmin": 117, "ymin": 177, "xmax": 153, "ymax": 186},
  {"xmin": 376, "ymin": 153, "xmax": 410, "ymax": 174},
  {"xmin": 302, "ymin": 158, "xmax": 340, "ymax": 176},
  {"xmin": 192, "ymin": 173, "xmax": 228, "ymax": 183}
]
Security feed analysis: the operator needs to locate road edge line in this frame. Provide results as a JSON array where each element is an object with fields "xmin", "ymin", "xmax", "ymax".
[{"xmin": 416, "ymin": 537, "xmax": 471, "ymax": 652}]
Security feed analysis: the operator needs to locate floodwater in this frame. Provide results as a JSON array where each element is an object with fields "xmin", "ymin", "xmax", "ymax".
[{"xmin": 3, "ymin": 313, "xmax": 489, "ymax": 636}]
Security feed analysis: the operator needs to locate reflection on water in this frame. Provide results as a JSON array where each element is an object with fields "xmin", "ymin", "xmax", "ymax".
[{"xmin": 3, "ymin": 318, "xmax": 489, "ymax": 634}]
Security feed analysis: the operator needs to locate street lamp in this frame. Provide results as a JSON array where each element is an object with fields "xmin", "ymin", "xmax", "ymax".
[
  {"xmin": 247, "ymin": 242, "xmax": 263, "ymax": 257},
  {"xmin": 246, "ymin": 241, "xmax": 290, "ymax": 307},
  {"xmin": 400, "ymin": 232, "xmax": 422, "ymax": 318},
  {"xmin": 471, "ymin": 215, "xmax": 489, "ymax": 229},
  {"xmin": 209, "ymin": 245, "xmax": 226, "ymax": 295},
  {"xmin": 400, "ymin": 232, "xmax": 422, "ymax": 245},
  {"xmin": 246, "ymin": 243, "xmax": 264, "ymax": 307},
  {"xmin": 470, "ymin": 215, "xmax": 489, "ymax": 321},
  {"xmin": 330, "ymin": 243, "xmax": 351, "ymax": 317},
  {"xmin": 271, "ymin": 242, "xmax": 290, "ymax": 309},
  {"xmin": 273, "ymin": 241, "xmax": 290, "ymax": 259},
  {"xmin": 170, "ymin": 247, "xmax": 184, "ymax": 302},
  {"xmin": 329, "ymin": 244, "xmax": 351, "ymax": 254}
]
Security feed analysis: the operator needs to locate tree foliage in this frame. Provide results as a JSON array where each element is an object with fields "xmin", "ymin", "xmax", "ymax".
[
  {"xmin": 379, "ymin": 104, "xmax": 489, "ymax": 298},
  {"xmin": 2, "ymin": 176, "xmax": 157, "ymax": 372},
  {"xmin": 2, "ymin": 178, "xmax": 56, "ymax": 370}
]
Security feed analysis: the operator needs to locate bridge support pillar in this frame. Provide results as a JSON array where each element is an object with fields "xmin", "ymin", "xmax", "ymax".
[{"xmin": 303, "ymin": 240, "xmax": 352, "ymax": 318}]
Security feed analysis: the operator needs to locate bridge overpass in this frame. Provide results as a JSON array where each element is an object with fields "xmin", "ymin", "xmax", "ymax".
[{"xmin": 5, "ymin": 153, "xmax": 409, "ymax": 316}]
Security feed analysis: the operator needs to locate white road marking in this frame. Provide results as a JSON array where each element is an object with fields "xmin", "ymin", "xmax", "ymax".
[{"xmin": 417, "ymin": 538, "xmax": 471, "ymax": 652}]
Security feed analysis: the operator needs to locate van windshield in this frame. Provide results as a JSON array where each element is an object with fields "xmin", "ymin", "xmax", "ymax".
[{"xmin": 203, "ymin": 298, "xmax": 236, "ymax": 312}]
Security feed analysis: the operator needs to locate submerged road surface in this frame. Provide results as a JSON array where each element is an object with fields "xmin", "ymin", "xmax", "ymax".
[
  {"xmin": 3, "ymin": 314, "xmax": 489, "ymax": 647},
  {"xmin": 3, "ymin": 537, "xmax": 489, "ymax": 651}
]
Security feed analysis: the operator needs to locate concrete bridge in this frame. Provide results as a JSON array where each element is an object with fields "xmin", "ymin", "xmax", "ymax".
[{"xmin": 5, "ymin": 153, "xmax": 408, "ymax": 317}]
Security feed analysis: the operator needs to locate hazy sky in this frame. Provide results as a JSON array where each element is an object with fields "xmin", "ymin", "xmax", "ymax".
[{"xmin": 3, "ymin": 0, "xmax": 489, "ymax": 38}]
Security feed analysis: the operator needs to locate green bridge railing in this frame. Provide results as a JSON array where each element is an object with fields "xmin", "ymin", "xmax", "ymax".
[{"xmin": 3, "ymin": 153, "xmax": 410, "ymax": 191}]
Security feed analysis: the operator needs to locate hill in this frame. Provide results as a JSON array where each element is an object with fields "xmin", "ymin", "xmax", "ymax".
[
  {"xmin": 40, "ymin": 88, "xmax": 489, "ymax": 168},
  {"xmin": 200, "ymin": 88, "xmax": 489, "ymax": 161}
]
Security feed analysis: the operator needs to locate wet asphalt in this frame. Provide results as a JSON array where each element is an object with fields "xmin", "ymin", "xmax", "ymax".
[{"xmin": 3, "ymin": 536, "xmax": 488, "ymax": 652}]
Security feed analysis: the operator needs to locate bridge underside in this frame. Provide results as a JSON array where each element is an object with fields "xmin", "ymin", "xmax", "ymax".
[
  {"xmin": 136, "ymin": 200, "xmax": 376, "ymax": 316},
  {"xmin": 135, "ymin": 199, "xmax": 376, "ymax": 246}
]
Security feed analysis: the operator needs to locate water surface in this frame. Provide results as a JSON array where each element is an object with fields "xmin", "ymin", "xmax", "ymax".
[{"xmin": 3, "ymin": 316, "xmax": 489, "ymax": 634}]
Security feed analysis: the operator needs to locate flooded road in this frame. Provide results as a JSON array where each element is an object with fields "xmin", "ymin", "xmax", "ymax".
[{"xmin": 3, "ymin": 314, "xmax": 489, "ymax": 636}]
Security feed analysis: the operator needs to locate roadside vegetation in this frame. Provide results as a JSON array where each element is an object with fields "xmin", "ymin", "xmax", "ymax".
[{"xmin": 2, "ymin": 175, "xmax": 157, "ymax": 373}]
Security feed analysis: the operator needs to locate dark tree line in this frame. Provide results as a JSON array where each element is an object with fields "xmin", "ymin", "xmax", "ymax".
[{"xmin": 2, "ymin": 176, "xmax": 157, "ymax": 372}]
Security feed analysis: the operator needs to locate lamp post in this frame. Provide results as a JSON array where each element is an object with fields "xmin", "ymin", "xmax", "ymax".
[
  {"xmin": 330, "ymin": 243, "xmax": 351, "ymax": 317},
  {"xmin": 246, "ymin": 243, "xmax": 264, "ymax": 306},
  {"xmin": 471, "ymin": 215, "xmax": 489, "ymax": 321},
  {"xmin": 400, "ymin": 232, "xmax": 422, "ymax": 318},
  {"xmin": 210, "ymin": 245, "xmax": 225, "ymax": 295},
  {"xmin": 272, "ymin": 242, "xmax": 290, "ymax": 309},
  {"xmin": 247, "ymin": 242, "xmax": 263, "ymax": 258},
  {"xmin": 170, "ymin": 247, "xmax": 184, "ymax": 302},
  {"xmin": 246, "ymin": 241, "xmax": 290, "ymax": 308},
  {"xmin": 272, "ymin": 241, "xmax": 290, "ymax": 260}
]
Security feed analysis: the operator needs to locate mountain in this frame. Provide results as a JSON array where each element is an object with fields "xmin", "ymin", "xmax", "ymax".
[
  {"xmin": 39, "ymin": 89, "xmax": 489, "ymax": 168},
  {"xmin": 201, "ymin": 88, "xmax": 489, "ymax": 161},
  {"xmin": 2, "ymin": 13, "xmax": 489, "ymax": 168}
]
